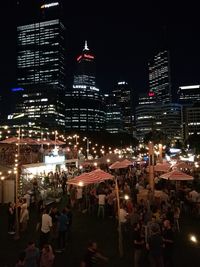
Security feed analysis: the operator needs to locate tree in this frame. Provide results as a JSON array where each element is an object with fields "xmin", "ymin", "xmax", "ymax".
[
  {"xmin": 143, "ymin": 130, "xmax": 169, "ymax": 145},
  {"xmin": 186, "ymin": 133, "xmax": 200, "ymax": 154}
]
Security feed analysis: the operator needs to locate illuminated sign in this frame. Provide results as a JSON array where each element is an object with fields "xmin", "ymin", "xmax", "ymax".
[
  {"xmin": 11, "ymin": 88, "xmax": 24, "ymax": 92},
  {"xmin": 148, "ymin": 92, "xmax": 155, "ymax": 97},
  {"xmin": 41, "ymin": 2, "xmax": 59, "ymax": 9},
  {"xmin": 169, "ymin": 148, "xmax": 181, "ymax": 154},
  {"xmin": 179, "ymin": 85, "xmax": 200, "ymax": 90},
  {"xmin": 77, "ymin": 54, "xmax": 94, "ymax": 61},
  {"xmin": 45, "ymin": 155, "xmax": 65, "ymax": 164}
]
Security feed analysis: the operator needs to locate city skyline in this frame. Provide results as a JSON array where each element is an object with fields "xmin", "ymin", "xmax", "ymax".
[{"xmin": 0, "ymin": 0, "xmax": 200, "ymax": 99}]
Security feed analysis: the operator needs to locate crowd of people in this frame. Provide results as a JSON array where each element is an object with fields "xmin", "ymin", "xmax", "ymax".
[{"xmin": 4, "ymin": 159, "xmax": 200, "ymax": 267}]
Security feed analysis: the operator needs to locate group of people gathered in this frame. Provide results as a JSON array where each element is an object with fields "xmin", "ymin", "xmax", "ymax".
[{"xmin": 7, "ymin": 161, "xmax": 199, "ymax": 267}]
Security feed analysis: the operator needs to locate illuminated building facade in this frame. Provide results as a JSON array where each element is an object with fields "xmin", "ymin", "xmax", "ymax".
[
  {"xmin": 136, "ymin": 101, "xmax": 182, "ymax": 142},
  {"xmin": 112, "ymin": 81, "xmax": 133, "ymax": 134},
  {"xmin": 9, "ymin": 1, "xmax": 66, "ymax": 130},
  {"xmin": 149, "ymin": 50, "xmax": 172, "ymax": 104},
  {"xmin": 178, "ymin": 85, "xmax": 200, "ymax": 140},
  {"xmin": 185, "ymin": 106, "xmax": 200, "ymax": 138},
  {"xmin": 104, "ymin": 94, "xmax": 123, "ymax": 133},
  {"xmin": 178, "ymin": 85, "xmax": 200, "ymax": 105},
  {"xmin": 65, "ymin": 41, "xmax": 105, "ymax": 132}
]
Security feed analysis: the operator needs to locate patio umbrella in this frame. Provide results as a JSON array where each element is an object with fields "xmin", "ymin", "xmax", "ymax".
[
  {"xmin": 67, "ymin": 169, "xmax": 114, "ymax": 186},
  {"xmin": 154, "ymin": 162, "xmax": 171, "ymax": 172},
  {"xmin": 160, "ymin": 170, "xmax": 193, "ymax": 181},
  {"xmin": 109, "ymin": 160, "xmax": 131, "ymax": 169},
  {"xmin": 146, "ymin": 162, "xmax": 171, "ymax": 173},
  {"xmin": 97, "ymin": 153, "xmax": 120, "ymax": 164},
  {"xmin": 0, "ymin": 137, "xmax": 38, "ymax": 145},
  {"xmin": 36, "ymin": 139, "xmax": 66, "ymax": 145},
  {"xmin": 173, "ymin": 162, "xmax": 193, "ymax": 170},
  {"xmin": 121, "ymin": 159, "xmax": 133, "ymax": 166}
]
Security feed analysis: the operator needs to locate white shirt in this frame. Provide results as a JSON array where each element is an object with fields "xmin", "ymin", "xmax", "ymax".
[
  {"xmin": 41, "ymin": 214, "xmax": 52, "ymax": 233},
  {"xmin": 76, "ymin": 187, "xmax": 83, "ymax": 199},
  {"xmin": 190, "ymin": 190, "xmax": 199, "ymax": 202},
  {"xmin": 119, "ymin": 208, "xmax": 128, "ymax": 223},
  {"xmin": 98, "ymin": 194, "xmax": 106, "ymax": 205}
]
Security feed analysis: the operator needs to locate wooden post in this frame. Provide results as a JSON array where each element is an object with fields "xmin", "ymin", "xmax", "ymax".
[
  {"xmin": 115, "ymin": 176, "xmax": 123, "ymax": 257},
  {"xmin": 148, "ymin": 141, "xmax": 155, "ymax": 192},
  {"xmin": 158, "ymin": 143, "xmax": 163, "ymax": 163}
]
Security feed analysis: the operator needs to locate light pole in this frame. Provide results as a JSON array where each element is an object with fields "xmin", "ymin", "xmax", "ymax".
[
  {"xmin": 115, "ymin": 175, "xmax": 123, "ymax": 257},
  {"xmin": 83, "ymin": 137, "xmax": 90, "ymax": 159},
  {"xmin": 14, "ymin": 127, "xmax": 20, "ymax": 240},
  {"xmin": 1, "ymin": 176, "xmax": 5, "ymax": 204},
  {"xmin": 148, "ymin": 141, "xmax": 155, "ymax": 192}
]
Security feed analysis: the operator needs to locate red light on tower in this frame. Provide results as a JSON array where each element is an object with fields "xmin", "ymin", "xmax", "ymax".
[
  {"xmin": 77, "ymin": 55, "xmax": 82, "ymax": 61},
  {"xmin": 148, "ymin": 92, "xmax": 155, "ymax": 97},
  {"xmin": 84, "ymin": 54, "xmax": 94, "ymax": 59},
  {"xmin": 76, "ymin": 54, "xmax": 94, "ymax": 62}
]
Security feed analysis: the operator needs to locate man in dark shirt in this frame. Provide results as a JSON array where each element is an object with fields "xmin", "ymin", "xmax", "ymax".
[
  {"xmin": 162, "ymin": 220, "xmax": 174, "ymax": 267},
  {"xmin": 80, "ymin": 241, "xmax": 108, "ymax": 267},
  {"xmin": 133, "ymin": 223, "xmax": 145, "ymax": 267},
  {"xmin": 147, "ymin": 225, "xmax": 164, "ymax": 267}
]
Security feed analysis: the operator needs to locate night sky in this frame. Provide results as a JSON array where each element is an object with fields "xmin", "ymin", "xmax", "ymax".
[{"xmin": 0, "ymin": 0, "xmax": 200, "ymax": 106}]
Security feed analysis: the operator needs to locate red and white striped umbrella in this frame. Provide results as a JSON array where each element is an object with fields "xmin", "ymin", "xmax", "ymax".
[
  {"xmin": 109, "ymin": 160, "xmax": 132, "ymax": 169},
  {"xmin": 67, "ymin": 169, "xmax": 114, "ymax": 186},
  {"xmin": 173, "ymin": 162, "xmax": 193, "ymax": 170},
  {"xmin": 160, "ymin": 170, "xmax": 193, "ymax": 181},
  {"xmin": 0, "ymin": 137, "xmax": 38, "ymax": 145}
]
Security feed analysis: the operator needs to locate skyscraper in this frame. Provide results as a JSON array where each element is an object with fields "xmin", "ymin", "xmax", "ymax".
[
  {"xmin": 178, "ymin": 85, "xmax": 200, "ymax": 141},
  {"xmin": 148, "ymin": 50, "xmax": 172, "ymax": 104},
  {"xmin": 178, "ymin": 85, "xmax": 200, "ymax": 105},
  {"xmin": 104, "ymin": 93, "xmax": 123, "ymax": 133},
  {"xmin": 112, "ymin": 81, "xmax": 133, "ymax": 134},
  {"xmin": 9, "ymin": 1, "xmax": 66, "ymax": 130},
  {"xmin": 65, "ymin": 41, "xmax": 105, "ymax": 132}
]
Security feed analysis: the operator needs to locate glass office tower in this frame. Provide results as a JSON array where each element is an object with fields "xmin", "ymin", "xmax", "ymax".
[
  {"xmin": 148, "ymin": 50, "xmax": 172, "ymax": 104},
  {"xmin": 65, "ymin": 41, "xmax": 105, "ymax": 132},
  {"xmin": 10, "ymin": 1, "xmax": 66, "ymax": 130}
]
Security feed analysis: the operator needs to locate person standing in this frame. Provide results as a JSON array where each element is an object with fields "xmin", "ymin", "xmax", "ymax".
[
  {"xmin": 20, "ymin": 199, "xmax": 29, "ymax": 232},
  {"xmin": 8, "ymin": 202, "xmax": 15, "ymax": 234},
  {"xmin": 40, "ymin": 244, "xmax": 55, "ymax": 267},
  {"xmin": 80, "ymin": 240, "xmax": 108, "ymax": 267},
  {"xmin": 133, "ymin": 223, "xmax": 145, "ymax": 267},
  {"xmin": 97, "ymin": 192, "xmax": 106, "ymax": 219},
  {"xmin": 56, "ymin": 208, "xmax": 69, "ymax": 252},
  {"xmin": 162, "ymin": 220, "xmax": 174, "ymax": 267},
  {"xmin": 15, "ymin": 251, "xmax": 26, "ymax": 267},
  {"xmin": 24, "ymin": 241, "xmax": 40, "ymax": 267},
  {"xmin": 40, "ymin": 208, "xmax": 52, "ymax": 249},
  {"xmin": 76, "ymin": 186, "xmax": 83, "ymax": 211},
  {"xmin": 146, "ymin": 225, "xmax": 164, "ymax": 267}
]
